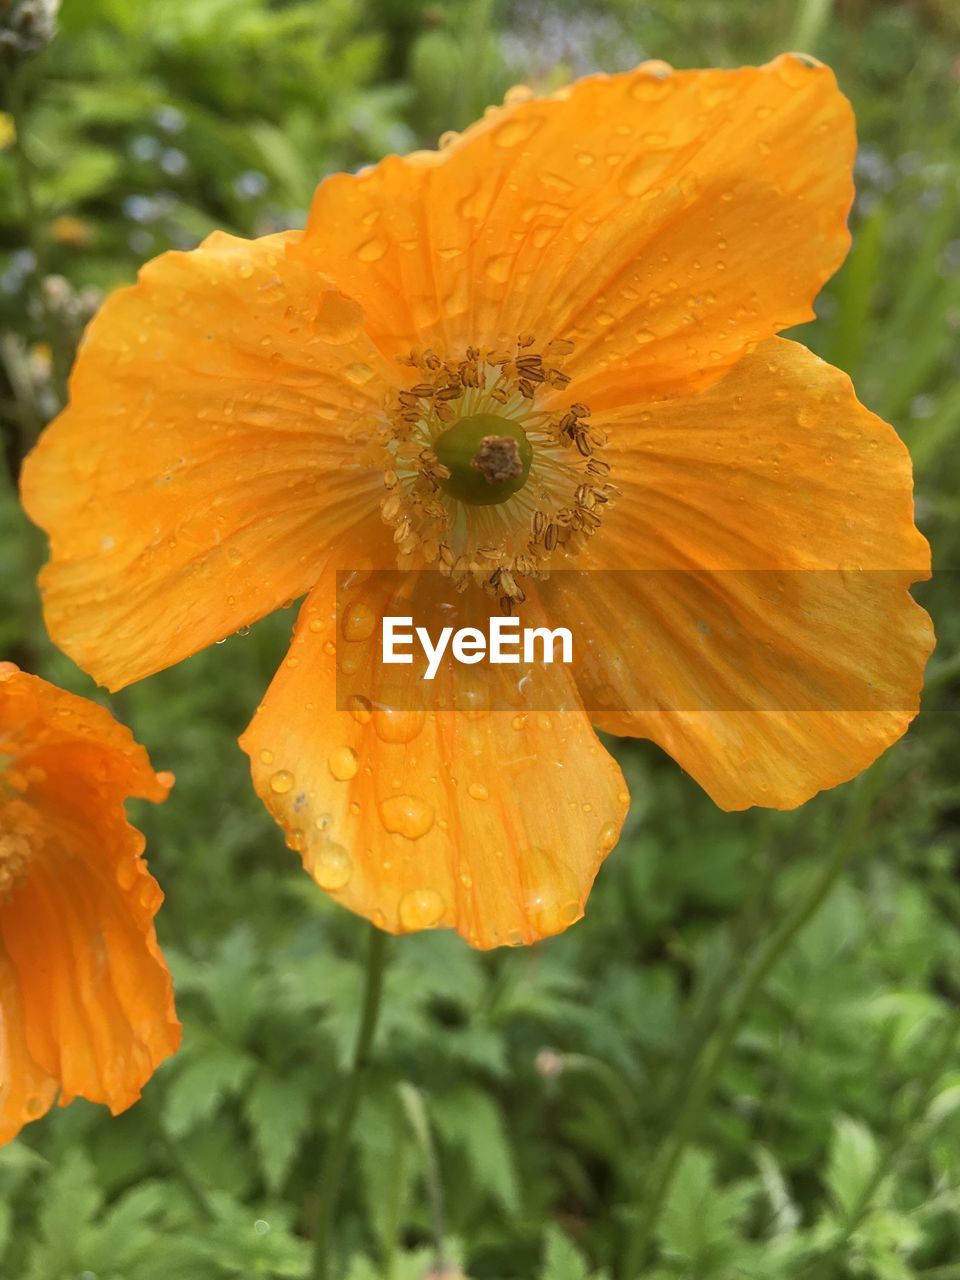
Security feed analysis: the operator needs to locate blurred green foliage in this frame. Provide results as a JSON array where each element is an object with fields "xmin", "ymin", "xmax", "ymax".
[{"xmin": 1, "ymin": 0, "xmax": 960, "ymax": 1277}]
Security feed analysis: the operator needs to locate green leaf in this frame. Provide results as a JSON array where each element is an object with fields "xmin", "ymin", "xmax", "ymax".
[
  {"xmin": 540, "ymin": 1224, "xmax": 603, "ymax": 1280},
  {"xmin": 656, "ymin": 1147, "xmax": 754, "ymax": 1272},
  {"xmin": 243, "ymin": 1069, "xmax": 312, "ymax": 1193},
  {"xmin": 431, "ymin": 1085, "xmax": 520, "ymax": 1217},
  {"xmin": 25, "ymin": 1149, "xmax": 101, "ymax": 1280},
  {"xmin": 825, "ymin": 1116, "xmax": 880, "ymax": 1219},
  {"xmin": 165, "ymin": 1042, "xmax": 255, "ymax": 1139}
]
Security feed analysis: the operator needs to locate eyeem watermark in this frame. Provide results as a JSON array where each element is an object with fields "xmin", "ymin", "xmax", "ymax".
[{"xmin": 382, "ymin": 615, "xmax": 573, "ymax": 680}]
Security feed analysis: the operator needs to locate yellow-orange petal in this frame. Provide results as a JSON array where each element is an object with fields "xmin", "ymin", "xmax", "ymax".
[
  {"xmin": 294, "ymin": 56, "xmax": 853, "ymax": 401},
  {"xmin": 0, "ymin": 666, "xmax": 179, "ymax": 1138},
  {"xmin": 20, "ymin": 231, "xmax": 394, "ymax": 691},
  {"xmin": 239, "ymin": 578, "xmax": 629, "ymax": 949},
  {"xmin": 0, "ymin": 948, "xmax": 58, "ymax": 1144},
  {"xmin": 540, "ymin": 339, "xmax": 933, "ymax": 809}
]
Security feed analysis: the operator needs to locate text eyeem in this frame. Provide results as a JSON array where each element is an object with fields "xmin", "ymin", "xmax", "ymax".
[{"xmin": 382, "ymin": 616, "xmax": 574, "ymax": 681}]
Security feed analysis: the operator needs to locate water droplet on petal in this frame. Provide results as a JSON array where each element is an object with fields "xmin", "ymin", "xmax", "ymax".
[
  {"xmin": 270, "ymin": 769, "xmax": 294, "ymax": 795},
  {"xmin": 372, "ymin": 707, "xmax": 425, "ymax": 744},
  {"xmin": 328, "ymin": 746, "xmax": 359, "ymax": 781},
  {"xmin": 493, "ymin": 115, "xmax": 543, "ymax": 148},
  {"xmin": 357, "ymin": 237, "xmax": 387, "ymax": 262},
  {"xmin": 348, "ymin": 694, "xmax": 373, "ymax": 725},
  {"xmin": 379, "ymin": 794, "xmax": 435, "ymax": 839},
  {"xmin": 468, "ymin": 783, "xmax": 489, "ymax": 801},
  {"xmin": 598, "ymin": 821, "xmax": 620, "ymax": 853},
  {"xmin": 342, "ymin": 603, "xmax": 375, "ymax": 642},
  {"xmin": 312, "ymin": 841, "xmax": 353, "ymax": 890},
  {"xmin": 399, "ymin": 887, "xmax": 445, "ymax": 930}
]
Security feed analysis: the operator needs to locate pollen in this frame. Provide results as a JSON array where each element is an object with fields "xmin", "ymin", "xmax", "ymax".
[
  {"xmin": 0, "ymin": 796, "xmax": 43, "ymax": 900},
  {"xmin": 377, "ymin": 336, "xmax": 618, "ymax": 610}
]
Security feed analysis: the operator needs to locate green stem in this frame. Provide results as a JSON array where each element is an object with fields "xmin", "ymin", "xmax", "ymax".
[
  {"xmin": 397, "ymin": 1082, "xmax": 448, "ymax": 1272},
  {"xmin": 620, "ymin": 763, "xmax": 887, "ymax": 1279},
  {"xmin": 789, "ymin": 0, "xmax": 834, "ymax": 54},
  {"xmin": 311, "ymin": 923, "xmax": 389, "ymax": 1280},
  {"xmin": 6, "ymin": 69, "xmax": 45, "ymax": 279},
  {"xmin": 925, "ymin": 649, "xmax": 960, "ymax": 694}
]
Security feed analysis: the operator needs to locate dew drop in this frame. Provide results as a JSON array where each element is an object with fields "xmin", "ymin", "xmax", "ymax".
[
  {"xmin": 372, "ymin": 707, "xmax": 425, "ymax": 744},
  {"xmin": 503, "ymin": 84, "xmax": 534, "ymax": 106},
  {"xmin": 468, "ymin": 782, "xmax": 489, "ymax": 801},
  {"xmin": 484, "ymin": 254, "xmax": 514, "ymax": 283},
  {"xmin": 357, "ymin": 237, "xmax": 388, "ymax": 262},
  {"xmin": 270, "ymin": 769, "xmax": 294, "ymax": 795},
  {"xmin": 348, "ymin": 694, "xmax": 373, "ymax": 725},
  {"xmin": 492, "ymin": 115, "xmax": 543, "ymax": 148},
  {"xmin": 344, "ymin": 362, "xmax": 374, "ymax": 386},
  {"xmin": 259, "ymin": 749, "xmax": 274, "ymax": 765},
  {"xmin": 116, "ymin": 860, "xmax": 138, "ymax": 891},
  {"xmin": 379, "ymin": 794, "xmax": 435, "ymax": 840},
  {"xmin": 312, "ymin": 841, "xmax": 353, "ymax": 890},
  {"xmin": 399, "ymin": 886, "xmax": 445, "ymax": 929},
  {"xmin": 598, "ymin": 821, "xmax": 620, "ymax": 853},
  {"xmin": 328, "ymin": 746, "xmax": 359, "ymax": 781},
  {"xmin": 342, "ymin": 602, "xmax": 375, "ymax": 642}
]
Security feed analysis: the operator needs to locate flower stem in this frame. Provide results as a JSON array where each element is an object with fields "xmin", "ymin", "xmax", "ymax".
[
  {"xmin": 620, "ymin": 762, "xmax": 887, "ymax": 1279},
  {"xmin": 398, "ymin": 1082, "xmax": 448, "ymax": 1272},
  {"xmin": 311, "ymin": 922, "xmax": 390, "ymax": 1280}
]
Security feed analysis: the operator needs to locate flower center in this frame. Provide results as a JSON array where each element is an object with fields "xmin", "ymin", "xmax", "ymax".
[
  {"xmin": 378, "ymin": 337, "xmax": 618, "ymax": 609},
  {"xmin": 434, "ymin": 414, "xmax": 532, "ymax": 505}
]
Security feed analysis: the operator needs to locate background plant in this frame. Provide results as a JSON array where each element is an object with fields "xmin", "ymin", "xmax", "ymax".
[{"xmin": 1, "ymin": 1, "xmax": 959, "ymax": 1277}]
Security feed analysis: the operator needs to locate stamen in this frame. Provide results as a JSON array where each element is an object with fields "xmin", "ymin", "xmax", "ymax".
[
  {"xmin": 378, "ymin": 336, "xmax": 615, "ymax": 611},
  {"xmin": 0, "ymin": 795, "xmax": 42, "ymax": 900}
]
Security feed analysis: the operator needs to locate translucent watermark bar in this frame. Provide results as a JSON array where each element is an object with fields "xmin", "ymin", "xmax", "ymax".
[{"xmin": 334, "ymin": 569, "xmax": 937, "ymax": 714}]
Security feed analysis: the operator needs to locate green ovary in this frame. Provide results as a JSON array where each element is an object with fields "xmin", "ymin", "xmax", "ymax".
[{"xmin": 434, "ymin": 414, "xmax": 533, "ymax": 507}]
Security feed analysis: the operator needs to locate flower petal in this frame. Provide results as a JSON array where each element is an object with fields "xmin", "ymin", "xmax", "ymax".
[
  {"xmin": 20, "ymin": 231, "xmax": 393, "ymax": 690},
  {"xmin": 541, "ymin": 339, "xmax": 933, "ymax": 809},
  {"xmin": 0, "ymin": 947, "xmax": 58, "ymax": 1144},
  {"xmin": 0, "ymin": 667, "xmax": 179, "ymax": 1133},
  {"xmin": 295, "ymin": 56, "xmax": 853, "ymax": 400},
  {"xmin": 239, "ymin": 578, "xmax": 629, "ymax": 949}
]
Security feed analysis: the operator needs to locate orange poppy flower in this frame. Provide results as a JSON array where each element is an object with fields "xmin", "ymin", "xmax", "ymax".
[
  {"xmin": 0, "ymin": 663, "xmax": 179, "ymax": 1142},
  {"xmin": 21, "ymin": 57, "xmax": 933, "ymax": 948}
]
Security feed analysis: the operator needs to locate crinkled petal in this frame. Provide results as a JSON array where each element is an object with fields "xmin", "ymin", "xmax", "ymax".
[
  {"xmin": 239, "ymin": 578, "xmax": 629, "ymax": 949},
  {"xmin": 0, "ymin": 667, "xmax": 179, "ymax": 1135},
  {"xmin": 0, "ymin": 946, "xmax": 58, "ymax": 1144},
  {"xmin": 541, "ymin": 339, "xmax": 933, "ymax": 808},
  {"xmin": 21, "ymin": 232, "xmax": 393, "ymax": 690},
  {"xmin": 295, "ymin": 56, "xmax": 854, "ymax": 401}
]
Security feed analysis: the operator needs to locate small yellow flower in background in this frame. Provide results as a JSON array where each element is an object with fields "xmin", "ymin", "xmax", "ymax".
[
  {"xmin": 20, "ymin": 57, "xmax": 933, "ymax": 948},
  {"xmin": 0, "ymin": 112, "xmax": 15, "ymax": 150},
  {"xmin": 51, "ymin": 214, "xmax": 94, "ymax": 247},
  {"xmin": 0, "ymin": 663, "xmax": 179, "ymax": 1143}
]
